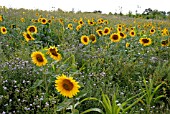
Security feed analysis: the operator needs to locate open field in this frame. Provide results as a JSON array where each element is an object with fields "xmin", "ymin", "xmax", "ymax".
[{"xmin": 0, "ymin": 7, "xmax": 170, "ymax": 114}]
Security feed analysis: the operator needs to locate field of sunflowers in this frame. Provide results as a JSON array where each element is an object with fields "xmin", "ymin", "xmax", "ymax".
[{"xmin": 0, "ymin": 6, "xmax": 170, "ymax": 114}]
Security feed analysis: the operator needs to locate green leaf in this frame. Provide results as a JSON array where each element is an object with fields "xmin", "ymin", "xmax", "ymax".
[
  {"xmin": 154, "ymin": 95, "xmax": 165, "ymax": 102},
  {"xmin": 30, "ymin": 79, "xmax": 43, "ymax": 89},
  {"xmin": 80, "ymin": 108, "xmax": 104, "ymax": 114},
  {"xmin": 57, "ymin": 98, "xmax": 73, "ymax": 111},
  {"xmin": 102, "ymin": 93, "xmax": 112, "ymax": 114},
  {"xmin": 72, "ymin": 109, "xmax": 79, "ymax": 114}
]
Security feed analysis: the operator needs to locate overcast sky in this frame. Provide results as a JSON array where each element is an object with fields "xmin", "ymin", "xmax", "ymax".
[{"xmin": 0, "ymin": 0, "xmax": 170, "ymax": 14}]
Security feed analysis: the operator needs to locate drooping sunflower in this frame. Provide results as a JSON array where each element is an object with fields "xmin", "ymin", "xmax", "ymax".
[
  {"xmin": 41, "ymin": 18, "xmax": 48, "ymax": 24},
  {"xmin": 103, "ymin": 27, "xmax": 111, "ymax": 35},
  {"xmin": 0, "ymin": 26, "xmax": 7, "ymax": 34},
  {"xmin": 23, "ymin": 32, "xmax": 35, "ymax": 42},
  {"xmin": 31, "ymin": 51, "xmax": 47, "ymax": 66},
  {"xmin": 110, "ymin": 33, "xmax": 121, "ymax": 42},
  {"xmin": 89, "ymin": 34, "xmax": 97, "ymax": 43},
  {"xmin": 139, "ymin": 38, "xmax": 152, "ymax": 46},
  {"xmin": 129, "ymin": 30, "xmax": 136, "ymax": 37},
  {"xmin": 47, "ymin": 46, "xmax": 62, "ymax": 61},
  {"xmin": 96, "ymin": 29, "xmax": 103, "ymax": 36},
  {"xmin": 27, "ymin": 25, "xmax": 37, "ymax": 34},
  {"xmin": 81, "ymin": 35, "xmax": 90, "ymax": 45},
  {"xmin": 55, "ymin": 74, "xmax": 80, "ymax": 98}
]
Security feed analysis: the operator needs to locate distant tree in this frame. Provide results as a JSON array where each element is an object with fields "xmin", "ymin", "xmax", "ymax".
[{"xmin": 128, "ymin": 11, "xmax": 133, "ymax": 17}]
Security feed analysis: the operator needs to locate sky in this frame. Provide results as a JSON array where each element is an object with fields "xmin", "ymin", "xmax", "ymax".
[{"xmin": 0, "ymin": 0, "xmax": 170, "ymax": 14}]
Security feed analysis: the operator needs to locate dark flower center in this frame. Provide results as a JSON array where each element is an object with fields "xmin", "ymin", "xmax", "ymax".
[
  {"xmin": 26, "ymin": 34, "xmax": 32, "ymax": 39},
  {"xmin": 112, "ymin": 35, "xmax": 118, "ymax": 40},
  {"xmin": 29, "ymin": 27, "xmax": 35, "ymax": 32},
  {"xmin": 63, "ymin": 79, "xmax": 74, "ymax": 91},
  {"xmin": 142, "ymin": 39, "xmax": 149, "ymax": 43},
  {"xmin": 36, "ymin": 54, "xmax": 44, "ymax": 62}
]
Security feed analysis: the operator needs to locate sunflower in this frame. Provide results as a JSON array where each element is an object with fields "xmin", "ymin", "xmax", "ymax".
[
  {"xmin": 27, "ymin": 25, "xmax": 37, "ymax": 34},
  {"xmin": 47, "ymin": 46, "xmax": 62, "ymax": 61},
  {"xmin": 89, "ymin": 34, "xmax": 97, "ymax": 43},
  {"xmin": 0, "ymin": 15, "xmax": 3, "ymax": 21},
  {"xmin": 78, "ymin": 20, "xmax": 84, "ymax": 25},
  {"xmin": 104, "ymin": 20, "xmax": 108, "ymax": 24},
  {"xmin": 97, "ymin": 18, "xmax": 103, "ymax": 24},
  {"xmin": 38, "ymin": 18, "xmax": 42, "ymax": 23},
  {"xmin": 119, "ymin": 32, "xmax": 127, "ymax": 39},
  {"xmin": 117, "ymin": 27, "xmax": 122, "ymax": 32},
  {"xmin": 88, "ymin": 20, "xmax": 95, "ymax": 26},
  {"xmin": 41, "ymin": 18, "xmax": 48, "ymax": 24},
  {"xmin": 76, "ymin": 24, "xmax": 82, "ymax": 31},
  {"xmin": 31, "ymin": 51, "xmax": 47, "ymax": 66},
  {"xmin": 96, "ymin": 29, "xmax": 103, "ymax": 36},
  {"xmin": 48, "ymin": 19, "xmax": 52, "ymax": 24},
  {"xmin": 11, "ymin": 24, "xmax": 16, "ymax": 29},
  {"xmin": 126, "ymin": 42, "xmax": 130, "ymax": 48},
  {"xmin": 81, "ymin": 35, "xmax": 90, "ymax": 45},
  {"xmin": 68, "ymin": 24, "xmax": 73, "ymax": 30},
  {"xmin": 59, "ymin": 18, "xmax": 64, "ymax": 25},
  {"xmin": 23, "ymin": 32, "xmax": 35, "ymax": 42},
  {"xmin": 161, "ymin": 40, "xmax": 169, "ymax": 46},
  {"xmin": 139, "ymin": 38, "xmax": 152, "ymax": 46},
  {"xmin": 103, "ymin": 27, "xmax": 111, "ymax": 35},
  {"xmin": 0, "ymin": 26, "xmax": 7, "ymax": 34},
  {"xmin": 150, "ymin": 28, "xmax": 155, "ymax": 35},
  {"xmin": 20, "ymin": 18, "xmax": 25, "ymax": 22},
  {"xmin": 129, "ymin": 30, "xmax": 136, "ymax": 37},
  {"xmin": 110, "ymin": 33, "xmax": 121, "ymax": 42},
  {"xmin": 55, "ymin": 74, "xmax": 80, "ymax": 98}
]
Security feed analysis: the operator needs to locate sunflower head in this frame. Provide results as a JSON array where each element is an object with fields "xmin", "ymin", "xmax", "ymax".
[
  {"xmin": 31, "ymin": 51, "xmax": 47, "ymax": 66},
  {"xmin": 68, "ymin": 24, "xmax": 73, "ymax": 30},
  {"xmin": 81, "ymin": 35, "xmax": 90, "ymax": 45},
  {"xmin": 0, "ymin": 15, "xmax": 3, "ymax": 21},
  {"xmin": 27, "ymin": 25, "xmax": 37, "ymax": 34},
  {"xmin": 23, "ymin": 32, "xmax": 35, "ymax": 42},
  {"xmin": 119, "ymin": 32, "xmax": 126, "ymax": 39},
  {"xmin": 47, "ymin": 46, "xmax": 62, "ymax": 61},
  {"xmin": 41, "ymin": 18, "xmax": 48, "ymax": 24},
  {"xmin": 20, "ymin": 18, "xmax": 25, "ymax": 22},
  {"xmin": 103, "ymin": 27, "xmax": 110, "ymax": 35},
  {"xmin": 139, "ymin": 38, "xmax": 152, "ymax": 46},
  {"xmin": 110, "ymin": 33, "xmax": 121, "ymax": 42},
  {"xmin": 89, "ymin": 34, "xmax": 97, "ymax": 43},
  {"xmin": 0, "ymin": 27, "xmax": 7, "ymax": 34},
  {"xmin": 129, "ymin": 30, "xmax": 136, "ymax": 37},
  {"xmin": 55, "ymin": 74, "xmax": 80, "ymax": 98},
  {"xmin": 161, "ymin": 40, "xmax": 169, "ymax": 46},
  {"xmin": 96, "ymin": 29, "xmax": 103, "ymax": 36}
]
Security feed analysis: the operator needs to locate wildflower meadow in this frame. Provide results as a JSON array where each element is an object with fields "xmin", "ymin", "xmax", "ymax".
[{"xmin": 0, "ymin": 6, "xmax": 170, "ymax": 114}]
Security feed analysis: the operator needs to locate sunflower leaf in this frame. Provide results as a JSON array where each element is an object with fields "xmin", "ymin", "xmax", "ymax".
[{"xmin": 57, "ymin": 98, "xmax": 73, "ymax": 111}]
